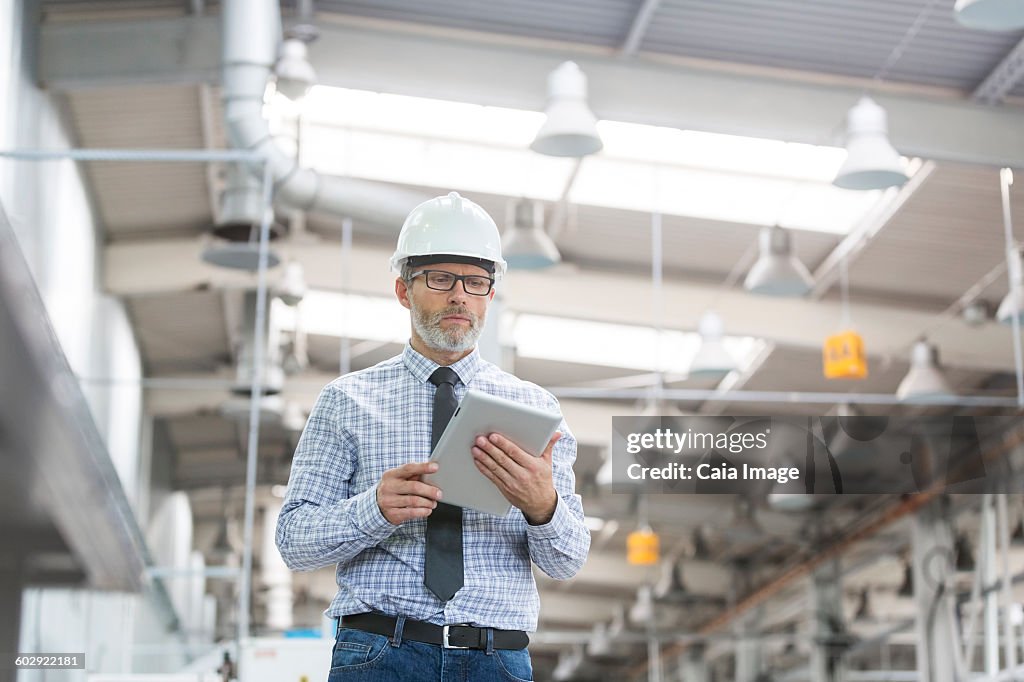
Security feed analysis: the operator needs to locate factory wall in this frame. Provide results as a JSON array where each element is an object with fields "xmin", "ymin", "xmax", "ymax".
[{"xmin": 1, "ymin": 0, "xmax": 196, "ymax": 676}]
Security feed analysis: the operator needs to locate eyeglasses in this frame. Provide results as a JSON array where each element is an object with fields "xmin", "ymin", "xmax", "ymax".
[{"xmin": 409, "ymin": 270, "xmax": 494, "ymax": 296}]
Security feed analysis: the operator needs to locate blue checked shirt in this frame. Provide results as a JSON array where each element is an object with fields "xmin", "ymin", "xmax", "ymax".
[{"xmin": 276, "ymin": 344, "xmax": 590, "ymax": 631}]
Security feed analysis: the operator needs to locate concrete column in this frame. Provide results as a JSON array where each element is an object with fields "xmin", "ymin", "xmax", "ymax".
[{"xmin": 912, "ymin": 496, "xmax": 963, "ymax": 682}]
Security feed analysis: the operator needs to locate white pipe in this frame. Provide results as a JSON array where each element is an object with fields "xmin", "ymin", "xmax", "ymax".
[
  {"xmin": 984, "ymin": 497, "xmax": 1000, "ymax": 677},
  {"xmin": 237, "ymin": 163, "xmax": 274, "ymax": 645},
  {"xmin": 999, "ymin": 168, "xmax": 1024, "ymax": 408},
  {"xmin": 220, "ymin": 0, "xmax": 428, "ymax": 228},
  {"xmin": 997, "ymin": 495, "xmax": 1017, "ymax": 673}
]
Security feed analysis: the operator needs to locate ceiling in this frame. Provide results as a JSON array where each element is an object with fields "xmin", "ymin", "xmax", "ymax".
[{"xmin": 34, "ymin": 0, "xmax": 1024, "ymax": 678}]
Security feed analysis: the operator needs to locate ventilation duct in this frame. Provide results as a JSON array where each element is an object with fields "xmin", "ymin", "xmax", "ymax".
[
  {"xmin": 221, "ymin": 0, "xmax": 428, "ymax": 229},
  {"xmin": 203, "ymin": 164, "xmax": 283, "ymax": 271}
]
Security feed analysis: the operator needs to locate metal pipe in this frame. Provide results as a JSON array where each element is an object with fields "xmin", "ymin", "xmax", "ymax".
[
  {"xmin": 549, "ymin": 385, "xmax": 1022, "ymax": 408},
  {"xmin": 339, "ymin": 217, "xmax": 352, "ymax": 375},
  {"xmin": 1000, "ymin": 168, "xmax": 1024, "ymax": 408},
  {"xmin": 0, "ymin": 148, "xmax": 263, "ymax": 163},
  {"xmin": 145, "ymin": 566, "xmax": 240, "ymax": 579},
  {"xmin": 236, "ymin": 163, "xmax": 275, "ymax": 645},
  {"xmin": 651, "ymin": 212, "xmax": 664, "ymax": 401},
  {"xmin": 221, "ymin": 0, "xmax": 427, "ymax": 227},
  {"xmin": 74, "ymin": 373, "xmax": 1024, "ymax": 407},
  {"xmin": 983, "ymin": 495, "xmax": 1000, "ymax": 676},
  {"xmin": 997, "ymin": 494, "xmax": 1017, "ymax": 673}
]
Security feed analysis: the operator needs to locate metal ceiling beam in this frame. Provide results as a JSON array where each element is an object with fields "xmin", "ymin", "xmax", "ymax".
[
  {"xmin": 809, "ymin": 161, "xmax": 938, "ymax": 300},
  {"xmin": 39, "ymin": 17, "xmax": 1024, "ymax": 166},
  {"xmin": 972, "ymin": 38, "xmax": 1024, "ymax": 105},
  {"xmin": 620, "ymin": 0, "xmax": 661, "ymax": 57},
  {"xmin": 105, "ymin": 237, "xmax": 1024, "ymax": 373}
]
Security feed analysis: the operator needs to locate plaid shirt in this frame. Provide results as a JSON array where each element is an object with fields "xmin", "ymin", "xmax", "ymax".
[{"xmin": 276, "ymin": 344, "xmax": 590, "ymax": 631}]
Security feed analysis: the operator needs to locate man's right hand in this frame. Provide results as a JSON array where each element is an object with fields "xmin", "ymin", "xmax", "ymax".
[{"xmin": 376, "ymin": 462, "xmax": 444, "ymax": 525}]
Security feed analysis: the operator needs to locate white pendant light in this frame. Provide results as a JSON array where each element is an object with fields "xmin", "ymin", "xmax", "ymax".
[
  {"xmin": 997, "ymin": 247, "xmax": 1024, "ymax": 324},
  {"xmin": 896, "ymin": 339, "xmax": 954, "ymax": 401},
  {"xmin": 530, "ymin": 61, "xmax": 603, "ymax": 158},
  {"xmin": 955, "ymin": 0, "xmax": 1024, "ymax": 30},
  {"xmin": 833, "ymin": 97, "xmax": 909, "ymax": 191},
  {"xmin": 689, "ymin": 311, "xmax": 738, "ymax": 377},
  {"xmin": 502, "ymin": 199, "xmax": 561, "ymax": 269},
  {"xmin": 274, "ymin": 38, "xmax": 317, "ymax": 102},
  {"xmin": 743, "ymin": 226, "xmax": 815, "ymax": 297},
  {"xmin": 587, "ymin": 622, "xmax": 612, "ymax": 657},
  {"xmin": 628, "ymin": 585, "xmax": 656, "ymax": 624}
]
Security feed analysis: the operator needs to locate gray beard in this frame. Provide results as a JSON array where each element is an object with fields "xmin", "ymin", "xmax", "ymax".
[{"xmin": 411, "ymin": 301, "xmax": 484, "ymax": 353}]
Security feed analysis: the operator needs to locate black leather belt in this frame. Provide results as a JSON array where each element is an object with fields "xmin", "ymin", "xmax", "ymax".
[{"xmin": 340, "ymin": 612, "xmax": 529, "ymax": 650}]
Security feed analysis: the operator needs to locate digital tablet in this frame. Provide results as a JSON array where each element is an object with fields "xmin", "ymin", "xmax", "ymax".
[{"xmin": 422, "ymin": 389, "xmax": 563, "ymax": 516}]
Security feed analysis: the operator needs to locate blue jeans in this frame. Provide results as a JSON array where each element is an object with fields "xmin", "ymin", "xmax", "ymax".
[{"xmin": 326, "ymin": 622, "xmax": 534, "ymax": 682}]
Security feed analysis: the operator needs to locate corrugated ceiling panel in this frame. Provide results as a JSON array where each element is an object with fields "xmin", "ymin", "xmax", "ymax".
[
  {"xmin": 644, "ymin": 0, "xmax": 1022, "ymax": 92},
  {"xmin": 848, "ymin": 163, "xmax": 1024, "ymax": 304},
  {"xmin": 66, "ymin": 85, "xmax": 213, "ymax": 238},
  {"xmin": 127, "ymin": 291, "xmax": 231, "ymax": 373},
  {"xmin": 320, "ymin": 0, "xmax": 641, "ymax": 47},
  {"xmin": 558, "ymin": 204, "xmax": 840, "ymax": 281}
]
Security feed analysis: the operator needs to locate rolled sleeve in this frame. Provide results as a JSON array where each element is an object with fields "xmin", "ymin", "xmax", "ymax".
[
  {"xmin": 350, "ymin": 485, "xmax": 398, "ymax": 541},
  {"xmin": 525, "ymin": 411, "xmax": 591, "ymax": 580}
]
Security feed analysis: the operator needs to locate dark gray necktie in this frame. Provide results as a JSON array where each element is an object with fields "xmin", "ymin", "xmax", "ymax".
[{"xmin": 424, "ymin": 367, "xmax": 464, "ymax": 602}]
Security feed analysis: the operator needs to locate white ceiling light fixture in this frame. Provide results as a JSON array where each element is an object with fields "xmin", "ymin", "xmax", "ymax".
[
  {"xmin": 275, "ymin": 0, "xmax": 319, "ymax": 103},
  {"xmin": 689, "ymin": 310, "xmax": 738, "ymax": 377},
  {"xmin": 833, "ymin": 97, "xmax": 909, "ymax": 191},
  {"xmin": 275, "ymin": 38, "xmax": 317, "ymax": 102},
  {"xmin": 586, "ymin": 622, "xmax": 612, "ymax": 657},
  {"xmin": 743, "ymin": 225, "xmax": 815, "ymax": 297},
  {"xmin": 502, "ymin": 198, "xmax": 561, "ymax": 269},
  {"xmin": 896, "ymin": 339, "xmax": 955, "ymax": 401},
  {"xmin": 628, "ymin": 585, "xmax": 656, "ymax": 624},
  {"xmin": 552, "ymin": 645, "xmax": 584, "ymax": 681},
  {"xmin": 530, "ymin": 61, "xmax": 603, "ymax": 158},
  {"xmin": 954, "ymin": 0, "xmax": 1024, "ymax": 30}
]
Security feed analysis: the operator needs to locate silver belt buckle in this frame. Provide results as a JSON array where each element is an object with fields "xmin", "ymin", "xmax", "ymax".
[{"xmin": 442, "ymin": 625, "xmax": 470, "ymax": 649}]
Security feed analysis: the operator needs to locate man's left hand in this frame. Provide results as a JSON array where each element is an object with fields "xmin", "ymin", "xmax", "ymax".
[{"xmin": 472, "ymin": 432, "xmax": 561, "ymax": 525}]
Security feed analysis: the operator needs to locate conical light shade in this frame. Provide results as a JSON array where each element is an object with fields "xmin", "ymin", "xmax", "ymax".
[
  {"xmin": 530, "ymin": 61, "xmax": 603, "ymax": 157},
  {"xmin": 955, "ymin": 0, "xmax": 1024, "ymax": 30},
  {"xmin": 834, "ymin": 97, "xmax": 909, "ymax": 191},
  {"xmin": 274, "ymin": 38, "xmax": 317, "ymax": 101},
  {"xmin": 689, "ymin": 311, "xmax": 738, "ymax": 377},
  {"xmin": 998, "ymin": 248, "xmax": 1024, "ymax": 324},
  {"xmin": 896, "ymin": 340, "xmax": 954, "ymax": 400},
  {"xmin": 502, "ymin": 199, "xmax": 561, "ymax": 269},
  {"xmin": 744, "ymin": 226, "xmax": 815, "ymax": 296}
]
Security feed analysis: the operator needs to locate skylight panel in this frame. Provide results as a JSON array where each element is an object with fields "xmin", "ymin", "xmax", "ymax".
[{"xmin": 297, "ymin": 85, "xmax": 896, "ymax": 235}]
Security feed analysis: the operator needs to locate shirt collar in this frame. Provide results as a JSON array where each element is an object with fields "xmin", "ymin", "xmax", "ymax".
[{"xmin": 402, "ymin": 343, "xmax": 483, "ymax": 386}]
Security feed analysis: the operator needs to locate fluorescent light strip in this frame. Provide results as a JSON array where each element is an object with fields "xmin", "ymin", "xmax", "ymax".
[{"xmin": 279, "ymin": 292, "xmax": 761, "ymax": 377}]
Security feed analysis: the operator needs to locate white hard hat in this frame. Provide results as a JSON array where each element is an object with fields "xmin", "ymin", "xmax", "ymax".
[{"xmin": 390, "ymin": 191, "xmax": 507, "ymax": 279}]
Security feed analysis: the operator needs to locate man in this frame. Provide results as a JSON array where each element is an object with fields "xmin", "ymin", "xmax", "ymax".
[{"xmin": 276, "ymin": 191, "xmax": 590, "ymax": 682}]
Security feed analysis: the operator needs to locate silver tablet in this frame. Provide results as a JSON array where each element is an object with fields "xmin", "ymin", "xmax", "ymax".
[{"xmin": 422, "ymin": 389, "xmax": 562, "ymax": 516}]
